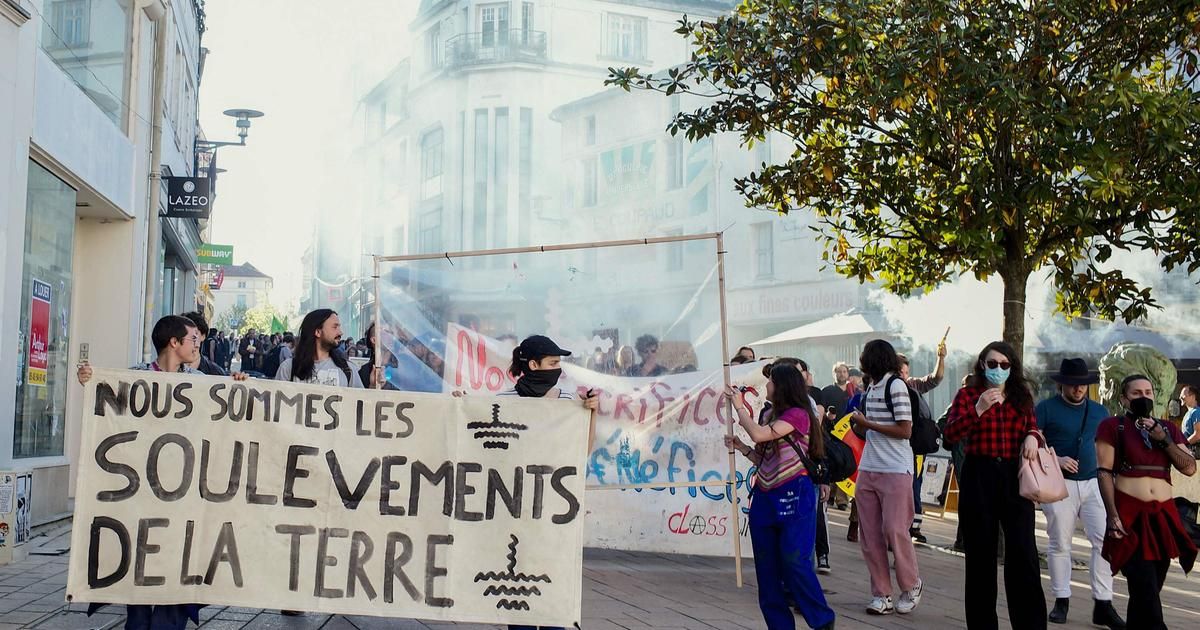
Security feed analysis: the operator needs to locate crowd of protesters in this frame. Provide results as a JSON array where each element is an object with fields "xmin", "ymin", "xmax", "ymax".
[
  {"xmin": 725, "ymin": 340, "xmax": 1196, "ymax": 630},
  {"xmin": 72, "ymin": 307, "xmax": 1199, "ymax": 630}
]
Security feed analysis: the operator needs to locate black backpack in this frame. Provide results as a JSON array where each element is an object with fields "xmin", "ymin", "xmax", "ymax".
[
  {"xmin": 785, "ymin": 430, "xmax": 857, "ymax": 485},
  {"xmin": 262, "ymin": 345, "xmax": 285, "ymax": 379},
  {"xmin": 885, "ymin": 376, "xmax": 942, "ymax": 455}
]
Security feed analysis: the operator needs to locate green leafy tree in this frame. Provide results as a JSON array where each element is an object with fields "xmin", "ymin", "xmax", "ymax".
[
  {"xmin": 213, "ymin": 304, "xmax": 249, "ymax": 335},
  {"xmin": 243, "ymin": 303, "xmax": 286, "ymax": 335},
  {"xmin": 608, "ymin": 0, "xmax": 1200, "ymax": 354},
  {"xmin": 214, "ymin": 303, "xmax": 286, "ymax": 336}
]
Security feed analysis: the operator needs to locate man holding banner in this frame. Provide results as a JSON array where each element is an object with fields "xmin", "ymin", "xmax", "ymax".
[
  {"xmin": 71, "ymin": 322, "xmax": 591, "ymax": 627},
  {"xmin": 496, "ymin": 335, "xmax": 598, "ymax": 630},
  {"xmin": 77, "ymin": 315, "xmax": 248, "ymax": 629}
]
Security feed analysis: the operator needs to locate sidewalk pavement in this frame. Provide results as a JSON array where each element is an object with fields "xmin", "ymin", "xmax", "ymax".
[{"xmin": 0, "ymin": 508, "xmax": 1196, "ymax": 629}]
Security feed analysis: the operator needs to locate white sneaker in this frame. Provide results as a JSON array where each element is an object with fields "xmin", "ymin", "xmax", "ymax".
[
  {"xmin": 896, "ymin": 580, "xmax": 923, "ymax": 614},
  {"xmin": 866, "ymin": 596, "xmax": 894, "ymax": 615}
]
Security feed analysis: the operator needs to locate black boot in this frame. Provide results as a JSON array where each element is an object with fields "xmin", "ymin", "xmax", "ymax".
[
  {"xmin": 1092, "ymin": 599, "xmax": 1126, "ymax": 629},
  {"xmin": 1048, "ymin": 597, "xmax": 1069, "ymax": 624}
]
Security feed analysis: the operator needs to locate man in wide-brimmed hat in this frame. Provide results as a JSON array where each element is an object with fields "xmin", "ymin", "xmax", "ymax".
[{"xmin": 1036, "ymin": 358, "xmax": 1126, "ymax": 629}]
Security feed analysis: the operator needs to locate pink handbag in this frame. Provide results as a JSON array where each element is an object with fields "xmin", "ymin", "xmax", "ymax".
[{"xmin": 1018, "ymin": 431, "xmax": 1069, "ymax": 503}]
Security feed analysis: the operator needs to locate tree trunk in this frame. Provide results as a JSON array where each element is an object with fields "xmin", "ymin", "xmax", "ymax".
[{"xmin": 1001, "ymin": 270, "xmax": 1030, "ymax": 361}]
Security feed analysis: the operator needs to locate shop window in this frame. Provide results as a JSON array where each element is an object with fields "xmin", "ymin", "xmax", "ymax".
[{"xmin": 14, "ymin": 161, "xmax": 76, "ymax": 459}]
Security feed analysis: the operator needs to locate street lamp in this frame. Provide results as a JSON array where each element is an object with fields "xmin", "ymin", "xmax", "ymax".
[
  {"xmin": 195, "ymin": 108, "xmax": 265, "ymax": 191},
  {"xmin": 197, "ymin": 108, "xmax": 265, "ymax": 151}
]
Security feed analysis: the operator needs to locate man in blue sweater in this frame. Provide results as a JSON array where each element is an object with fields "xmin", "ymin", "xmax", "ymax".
[{"xmin": 1036, "ymin": 358, "xmax": 1125, "ymax": 629}]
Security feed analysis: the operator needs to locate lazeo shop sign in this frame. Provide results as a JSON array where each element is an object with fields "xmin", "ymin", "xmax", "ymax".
[{"xmin": 165, "ymin": 177, "xmax": 211, "ymax": 219}]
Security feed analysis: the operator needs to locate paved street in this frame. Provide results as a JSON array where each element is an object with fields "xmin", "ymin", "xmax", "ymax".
[{"xmin": 0, "ymin": 508, "xmax": 1196, "ymax": 629}]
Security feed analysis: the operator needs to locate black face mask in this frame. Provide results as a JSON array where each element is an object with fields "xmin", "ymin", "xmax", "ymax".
[
  {"xmin": 1128, "ymin": 396, "xmax": 1154, "ymax": 419},
  {"xmin": 515, "ymin": 368, "xmax": 562, "ymax": 398}
]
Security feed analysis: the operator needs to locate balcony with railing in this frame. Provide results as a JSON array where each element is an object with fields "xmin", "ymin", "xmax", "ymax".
[{"xmin": 445, "ymin": 29, "xmax": 547, "ymax": 68}]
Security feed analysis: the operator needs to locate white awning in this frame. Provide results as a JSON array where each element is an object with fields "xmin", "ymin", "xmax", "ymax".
[{"xmin": 750, "ymin": 310, "xmax": 888, "ymax": 346}]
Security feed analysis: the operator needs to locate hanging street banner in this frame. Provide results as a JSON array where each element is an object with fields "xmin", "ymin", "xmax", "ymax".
[
  {"xmin": 68, "ymin": 369, "xmax": 588, "ymax": 626},
  {"xmin": 196, "ymin": 244, "xmax": 234, "ymax": 266},
  {"xmin": 26, "ymin": 279, "xmax": 52, "ymax": 387},
  {"xmin": 441, "ymin": 323, "xmax": 768, "ymax": 556},
  {"xmin": 165, "ymin": 177, "xmax": 212, "ymax": 219}
]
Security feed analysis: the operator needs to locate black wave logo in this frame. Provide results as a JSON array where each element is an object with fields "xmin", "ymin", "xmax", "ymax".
[
  {"xmin": 475, "ymin": 535, "xmax": 552, "ymax": 612},
  {"xmin": 467, "ymin": 404, "xmax": 529, "ymax": 449}
]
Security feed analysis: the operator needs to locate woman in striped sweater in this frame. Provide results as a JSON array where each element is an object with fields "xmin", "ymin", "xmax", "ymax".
[{"xmin": 725, "ymin": 365, "xmax": 836, "ymax": 630}]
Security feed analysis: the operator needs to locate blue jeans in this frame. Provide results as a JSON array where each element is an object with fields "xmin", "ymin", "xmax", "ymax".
[{"xmin": 749, "ymin": 476, "xmax": 836, "ymax": 630}]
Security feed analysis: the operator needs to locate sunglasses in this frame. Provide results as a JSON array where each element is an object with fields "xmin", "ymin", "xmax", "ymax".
[{"xmin": 984, "ymin": 359, "xmax": 1011, "ymax": 370}]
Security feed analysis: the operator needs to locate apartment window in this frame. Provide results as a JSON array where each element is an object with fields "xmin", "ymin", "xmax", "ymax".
[
  {"xmin": 666, "ymin": 137, "xmax": 684, "ymax": 190},
  {"xmin": 421, "ymin": 128, "xmax": 444, "ymax": 200},
  {"xmin": 426, "ymin": 23, "xmax": 442, "ymax": 69},
  {"xmin": 480, "ymin": 3, "xmax": 510, "ymax": 48},
  {"xmin": 518, "ymin": 108, "xmax": 533, "ymax": 245},
  {"xmin": 41, "ymin": 0, "xmax": 132, "ymax": 125},
  {"xmin": 520, "ymin": 2, "xmax": 535, "ymax": 44},
  {"xmin": 473, "ymin": 109, "xmax": 489, "ymax": 248},
  {"xmin": 494, "ymin": 108, "xmax": 510, "ymax": 250},
  {"xmin": 237, "ymin": 281, "xmax": 247, "ymax": 289},
  {"xmin": 52, "ymin": 0, "xmax": 89, "ymax": 47},
  {"xmin": 754, "ymin": 223, "xmax": 774, "ymax": 278},
  {"xmin": 420, "ymin": 208, "xmax": 443, "ymax": 253},
  {"xmin": 459, "ymin": 111, "xmax": 467, "ymax": 249},
  {"xmin": 584, "ymin": 115, "xmax": 596, "ymax": 146},
  {"xmin": 606, "ymin": 13, "xmax": 647, "ymax": 61},
  {"xmin": 237, "ymin": 294, "xmax": 247, "ymax": 307},
  {"xmin": 582, "ymin": 157, "xmax": 598, "ymax": 207}
]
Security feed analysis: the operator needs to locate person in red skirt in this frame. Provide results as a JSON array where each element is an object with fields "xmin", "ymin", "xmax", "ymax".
[{"xmin": 1096, "ymin": 374, "xmax": 1197, "ymax": 629}]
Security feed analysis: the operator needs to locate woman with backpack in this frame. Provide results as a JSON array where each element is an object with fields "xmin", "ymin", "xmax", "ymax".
[
  {"xmin": 724, "ymin": 364, "xmax": 836, "ymax": 630},
  {"xmin": 848, "ymin": 340, "xmax": 922, "ymax": 616}
]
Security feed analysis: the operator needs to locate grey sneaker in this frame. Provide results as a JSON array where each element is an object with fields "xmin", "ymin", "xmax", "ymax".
[
  {"xmin": 866, "ymin": 595, "xmax": 895, "ymax": 615},
  {"xmin": 896, "ymin": 580, "xmax": 923, "ymax": 614}
]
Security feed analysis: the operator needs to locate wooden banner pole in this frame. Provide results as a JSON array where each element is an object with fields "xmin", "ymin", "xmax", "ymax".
[
  {"xmin": 716, "ymin": 232, "xmax": 743, "ymax": 587},
  {"xmin": 376, "ymin": 233, "xmax": 722, "ymax": 263}
]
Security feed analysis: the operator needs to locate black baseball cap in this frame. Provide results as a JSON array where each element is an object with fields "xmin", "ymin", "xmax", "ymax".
[{"xmin": 517, "ymin": 335, "xmax": 572, "ymax": 359}]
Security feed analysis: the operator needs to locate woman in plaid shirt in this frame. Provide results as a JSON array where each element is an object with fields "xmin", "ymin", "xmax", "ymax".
[{"xmin": 944, "ymin": 341, "xmax": 1045, "ymax": 630}]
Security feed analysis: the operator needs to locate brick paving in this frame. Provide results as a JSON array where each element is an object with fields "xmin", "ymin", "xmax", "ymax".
[{"xmin": 0, "ymin": 509, "xmax": 1196, "ymax": 629}]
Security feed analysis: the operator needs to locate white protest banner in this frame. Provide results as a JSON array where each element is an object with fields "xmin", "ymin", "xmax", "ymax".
[
  {"xmin": 67, "ymin": 369, "xmax": 588, "ymax": 626},
  {"xmin": 444, "ymin": 323, "xmax": 766, "ymax": 556}
]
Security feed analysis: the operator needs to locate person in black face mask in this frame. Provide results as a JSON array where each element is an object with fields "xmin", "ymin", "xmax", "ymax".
[
  {"xmin": 499, "ymin": 336, "xmax": 598, "ymax": 407},
  {"xmin": 497, "ymin": 335, "xmax": 598, "ymax": 630},
  {"xmin": 1095, "ymin": 374, "xmax": 1197, "ymax": 629}
]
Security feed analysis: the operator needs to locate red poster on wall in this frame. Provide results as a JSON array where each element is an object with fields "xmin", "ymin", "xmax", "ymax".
[{"xmin": 27, "ymin": 279, "xmax": 51, "ymax": 387}]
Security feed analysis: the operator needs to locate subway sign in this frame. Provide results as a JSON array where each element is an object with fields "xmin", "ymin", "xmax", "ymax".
[
  {"xmin": 164, "ymin": 177, "xmax": 211, "ymax": 219},
  {"xmin": 196, "ymin": 244, "xmax": 234, "ymax": 265}
]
